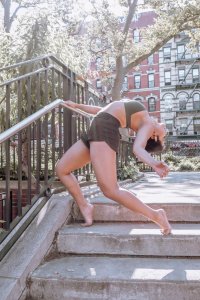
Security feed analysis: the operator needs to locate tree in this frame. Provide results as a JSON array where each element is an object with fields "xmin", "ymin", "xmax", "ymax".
[
  {"xmin": 86, "ymin": 0, "xmax": 200, "ymax": 100},
  {"xmin": 0, "ymin": 0, "xmax": 90, "ymax": 179},
  {"xmin": 0, "ymin": 0, "xmax": 41, "ymax": 33}
]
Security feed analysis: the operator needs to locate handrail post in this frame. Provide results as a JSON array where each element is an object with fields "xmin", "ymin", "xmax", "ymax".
[{"xmin": 63, "ymin": 67, "xmax": 72, "ymax": 152}]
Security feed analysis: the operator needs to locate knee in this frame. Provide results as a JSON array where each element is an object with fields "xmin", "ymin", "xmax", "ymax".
[
  {"xmin": 100, "ymin": 184, "xmax": 119, "ymax": 199},
  {"xmin": 55, "ymin": 161, "xmax": 62, "ymax": 178},
  {"xmin": 55, "ymin": 160, "xmax": 69, "ymax": 178}
]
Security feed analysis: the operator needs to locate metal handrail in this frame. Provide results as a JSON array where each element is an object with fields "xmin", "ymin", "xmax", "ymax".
[
  {"xmin": 0, "ymin": 99, "xmax": 92, "ymax": 144},
  {"xmin": 0, "ymin": 54, "xmax": 70, "ymax": 73},
  {"xmin": 0, "ymin": 54, "xmax": 50, "ymax": 72}
]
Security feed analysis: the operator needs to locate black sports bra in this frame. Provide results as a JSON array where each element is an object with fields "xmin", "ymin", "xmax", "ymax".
[{"xmin": 123, "ymin": 100, "xmax": 146, "ymax": 128}]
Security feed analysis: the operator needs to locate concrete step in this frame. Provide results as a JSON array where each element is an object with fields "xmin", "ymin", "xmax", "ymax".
[
  {"xmin": 28, "ymin": 256, "xmax": 200, "ymax": 300},
  {"xmin": 74, "ymin": 196, "xmax": 200, "ymax": 222},
  {"xmin": 57, "ymin": 222, "xmax": 200, "ymax": 257},
  {"xmin": 73, "ymin": 172, "xmax": 200, "ymax": 223}
]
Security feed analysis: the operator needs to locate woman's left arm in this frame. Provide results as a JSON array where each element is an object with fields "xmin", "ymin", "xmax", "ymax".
[{"xmin": 63, "ymin": 100, "xmax": 102, "ymax": 115}]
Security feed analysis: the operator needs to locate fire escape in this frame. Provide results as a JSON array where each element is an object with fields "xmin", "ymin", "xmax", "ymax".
[{"xmin": 174, "ymin": 48, "xmax": 200, "ymax": 138}]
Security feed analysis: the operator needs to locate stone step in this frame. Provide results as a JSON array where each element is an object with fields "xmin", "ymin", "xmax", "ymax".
[
  {"xmin": 73, "ymin": 172, "xmax": 200, "ymax": 223},
  {"xmin": 74, "ymin": 196, "xmax": 200, "ymax": 222},
  {"xmin": 57, "ymin": 222, "xmax": 200, "ymax": 257},
  {"xmin": 28, "ymin": 256, "xmax": 200, "ymax": 300}
]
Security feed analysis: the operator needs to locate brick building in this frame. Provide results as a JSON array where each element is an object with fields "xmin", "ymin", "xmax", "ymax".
[{"xmin": 89, "ymin": 10, "xmax": 161, "ymax": 121}]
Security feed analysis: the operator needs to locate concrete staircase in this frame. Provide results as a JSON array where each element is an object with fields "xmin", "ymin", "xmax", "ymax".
[{"xmin": 27, "ymin": 173, "xmax": 200, "ymax": 300}]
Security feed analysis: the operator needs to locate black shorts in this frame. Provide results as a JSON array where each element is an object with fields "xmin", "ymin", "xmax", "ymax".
[{"xmin": 81, "ymin": 112, "xmax": 121, "ymax": 152}]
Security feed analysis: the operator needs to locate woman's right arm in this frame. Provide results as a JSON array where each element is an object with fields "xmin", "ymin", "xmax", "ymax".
[
  {"xmin": 63, "ymin": 100, "xmax": 102, "ymax": 115},
  {"xmin": 133, "ymin": 125, "xmax": 169, "ymax": 178}
]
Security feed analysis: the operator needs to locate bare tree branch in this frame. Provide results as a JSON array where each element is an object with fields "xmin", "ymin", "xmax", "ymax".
[
  {"xmin": 128, "ymin": 0, "xmax": 132, "ymax": 7},
  {"xmin": 117, "ymin": 0, "xmax": 138, "ymax": 54},
  {"xmin": 0, "ymin": 0, "xmax": 5, "ymax": 7},
  {"xmin": 123, "ymin": 0, "xmax": 138, "ymax": 34},
  {"xmin": 9, "ymin": 5, "xmax": 23, "ymax": 26}
]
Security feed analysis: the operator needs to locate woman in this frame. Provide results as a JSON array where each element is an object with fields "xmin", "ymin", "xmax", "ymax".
[{"xmin": 56, "ymin": 99, "xmax": 171, "ymax": 235}]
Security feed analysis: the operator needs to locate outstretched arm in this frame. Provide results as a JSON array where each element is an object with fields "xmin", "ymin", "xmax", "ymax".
[
  {"xmin": 133, "ymin": 125, "xmax": 169, "ymax": 178},
  {"xmin": 63, "ymin": 100, "xmax": 102, "ymax": 115}
]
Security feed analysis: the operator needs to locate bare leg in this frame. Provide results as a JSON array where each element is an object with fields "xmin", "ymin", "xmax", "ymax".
[
  {"xmin": 90, "ymin": 142, "xmax": 171, "ymax": 235},
  {"xmin": 56, "ymin": 140, "xmax": 94, "ymax": 226}
]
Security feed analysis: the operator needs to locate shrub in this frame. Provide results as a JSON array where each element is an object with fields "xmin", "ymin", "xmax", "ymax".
[
  {"xmin": 177, "ymin": 161, "xmax": 196, "ymax": 171},
  {"xmin": 194, "ymin": 162, "xmax": 200, "ymax": 171},
  {"xmin": 162, "ymin": 153, "xmax": 181, "ymax": 165},
  {"xmin": 118, "ymin": 159, "xmax": 140, "ymax": 181}
]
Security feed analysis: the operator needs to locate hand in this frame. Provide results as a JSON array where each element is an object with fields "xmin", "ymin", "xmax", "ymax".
[
  {"xmin": 153, "ymin": 161, "xmax": 170, "ymax": 178},
  {"xmin": 63, "ymin": 100, "xmax": 77, "ymax": 109}
]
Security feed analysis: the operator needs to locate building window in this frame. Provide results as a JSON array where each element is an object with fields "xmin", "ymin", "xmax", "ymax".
[
  {"xmin": 119, "ymin": 16, "xmax": 125, "ymax": 23},
  {"xmin": 179, "ymin": 118, "xmax": 188, "ymax": 135},
  {"xmin": 164, "ymin": 94, "xmax": 173, "ymax": 112},
  {"xmin": 132, "ymin": 13, "xmax": 140, "ymax": 21},
  {"xmin": 148, "ymin": 73, "xmax": 154, "ymax": 88},
  {"xmin": 178, "ymin": 69, "xmax": 185, "ymax": 82},
  {"xmin": 122, "ymin": 56, "xmax": 127, "ymax": 67},
  {"xmin": 108, "ymin": 56, "xmax": 116, "ymax": 70},
  {"xmin": 133, "ymin": 29, "xmax": 140, "ymax": 43},
  {"xmin": 148, "ymin": 97, "xmax": 156, "ymax": 112},
  {"xmin": 165, "ymin": 119, "xmax": 173, "ymax": 135},
  {"xmin": 163, "ymin": 47, "xmax": 171, "ymax": 61},
  {"xmin": 96, "ymin": 79, "xmax": 102, "ymax": 90},
  {"xmin": 193, "ymin": 93, "xmax": 200, "ymax": 110},
  {"xmin": 164, "ymin": 70, "xmax": 171, "ymax": 85},
  {"xmin": 192, "ymin": 67, "xmax": 199, "ymax": 83},
  {"xmin": 178, "ymin": 93, "xmax": 187, "ymax": 111},
  {"xmin": 96, "ymin": 57, "xmax": 102, "ymax": 71},
  {"xmin": 134, "ymin": 75, "xmax": 141, "ymax": 88},
  {"xmin": 177, "ymin": 44, "xmax": 185, "ymax": 59},
  {"xmin": 179, "ymin": 99, "xmax": 186, "ymax": 110},
  {"xmin": 148, "ymin": 54, "xmax": 154, "ymax": 65},
  {"xmin": 193, "ymin": 118, "xmax": 200, "ymax": 134},
  {"xmin": 122, "ymin": 76, "xmax": 128, "ymax": 91}
]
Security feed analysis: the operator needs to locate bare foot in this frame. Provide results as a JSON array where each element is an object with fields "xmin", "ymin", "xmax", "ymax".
[
  {"xmin": 80, "ymin": 203, "xmax": 94, "ymax": 227},
  {"xmin": 154, "ymin": 209, "xmax": 172, "ymax": 235}
]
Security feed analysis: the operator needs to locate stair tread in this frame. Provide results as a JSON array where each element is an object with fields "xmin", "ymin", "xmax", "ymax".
[
  {"xmin": 59, "ymin": 222, "xmax": 200, "ymax": 237},
  {"xmin": 31, "ymin": 256, "xmax": 200, "ymax": 282},
  {"xmin": 88, "ymin": 195, "xmax": 200, "ymax": 205}
]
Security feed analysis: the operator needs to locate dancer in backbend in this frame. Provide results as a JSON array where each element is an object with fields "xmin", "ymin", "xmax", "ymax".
[{"xmin": 56, "ymin": 99, "xmax": 171, "ymax": 235}]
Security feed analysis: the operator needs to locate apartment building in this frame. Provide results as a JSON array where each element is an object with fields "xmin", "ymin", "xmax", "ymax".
[
  {"xmin": 122, "ymin": 49, "xmax": 160, "ymax": 121},
  {"xmin": 159, "ymin": 33, "xmax": 200, "ymax": 137}
]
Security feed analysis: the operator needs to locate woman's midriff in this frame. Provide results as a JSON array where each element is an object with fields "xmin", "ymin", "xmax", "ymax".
[{"xmin": 99, "ymin": 101, "xmax": 126, "ymax": 128}]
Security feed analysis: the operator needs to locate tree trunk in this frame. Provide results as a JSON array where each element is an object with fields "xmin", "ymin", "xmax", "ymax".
[
  {"xmin": 3, "ymin": 0, "xmax": 11, "ymax": 33},
  {"xmin": 111, "ymin": 56, "xmax": 125, "ymax": 101}
]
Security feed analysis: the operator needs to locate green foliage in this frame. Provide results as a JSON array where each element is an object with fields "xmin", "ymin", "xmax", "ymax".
[
  {"xmin": 194, "ymin": 162, "xmax": 200, "ymax": 171},
  {"xmin": 163, "ymin": 152, "xmax": 200, "ymax": 171},
  {"xmin": 118, "ymin": 158, "xmax": 141, "ymax": 181},
  {"xmin": 178, "ymin": 161, "xmax": 195, "ymax": 171}
]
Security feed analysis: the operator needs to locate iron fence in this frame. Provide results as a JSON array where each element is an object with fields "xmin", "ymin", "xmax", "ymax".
[{"xmin": 0, "ymin": 55, "xmax": 102, "ymax": 243}]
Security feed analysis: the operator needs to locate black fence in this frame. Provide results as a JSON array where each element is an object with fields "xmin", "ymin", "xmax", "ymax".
[{"xmin": 0, "ymin": 55, "xmax": 102, "ymax": 240}]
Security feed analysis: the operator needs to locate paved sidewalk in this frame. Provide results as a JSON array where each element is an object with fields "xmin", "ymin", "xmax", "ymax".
[
  {"xmin": 132, "ymin": 171, "xmax": 200, "ymax": 204},
  {"xmin": 91, "ymin": 171, "xmax": 200, "ymax": 204}
]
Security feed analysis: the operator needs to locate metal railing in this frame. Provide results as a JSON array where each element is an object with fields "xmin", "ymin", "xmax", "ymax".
[
  {"xmin": 0, "ymin": 55, "xmax": 102, "ymax": 248},
  {"xmin": 0, "ymin": 97, "xmax": 93, "ymax": 229}
]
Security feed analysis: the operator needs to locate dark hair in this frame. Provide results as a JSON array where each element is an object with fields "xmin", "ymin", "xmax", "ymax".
[{"xmin": 145, "ymin": 138, "xmax": 164, "ymax": 153}]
